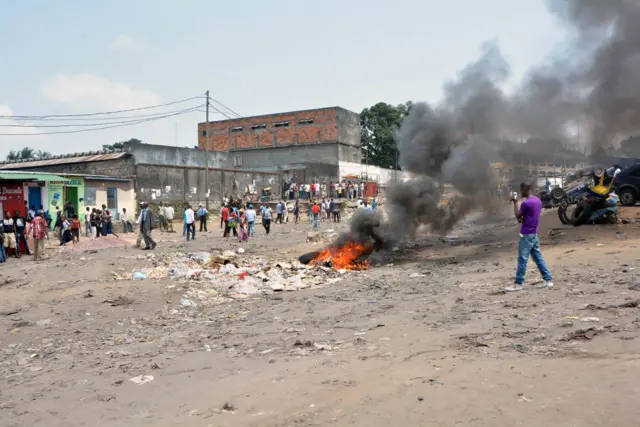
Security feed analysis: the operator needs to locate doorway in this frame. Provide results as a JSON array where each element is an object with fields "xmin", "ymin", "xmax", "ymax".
[
  {"xmin": 65, "ymin": 186, "xmax": 78, "ymax": 215},
  {"xmin": 28, "ymin": 186, "xmax": 42, "ymax": 211}
]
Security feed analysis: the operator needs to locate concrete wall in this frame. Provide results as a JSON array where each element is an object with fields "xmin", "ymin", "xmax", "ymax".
[
  {"xmin": 338, "ymin": 161, "xmax": 406, "ymax": 186},
  {"xmin": 336, "ymin": 108, "xmax": 361, "ymax": 147},
  {"xmin": 135, "ymin": 164, "xmax": 281, "ymax": 209},
  {"xmin": 84, "ymin": 179, "xmax": 136, "ymax": 221},
  {"xmin": 126, "ymin": 140, "xmax": 227, "ymax": 169},
  {"xmin": 9, "ymin": 157, "xmax": 136, "ymax": 177}
]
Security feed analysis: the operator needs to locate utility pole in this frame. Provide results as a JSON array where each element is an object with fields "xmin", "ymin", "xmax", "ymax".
[{"xmin": 205, "ymin": 90, "xmax": 210, "ymax": 210}]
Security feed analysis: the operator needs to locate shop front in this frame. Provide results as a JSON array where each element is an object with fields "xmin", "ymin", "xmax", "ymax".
[
  {"xmin": 0, "ymin": 182, "xmax": 25, "ymax": 218},
  {"xmin": 48, "ymin": 177, "xmax": 85, "ymax": 227}
]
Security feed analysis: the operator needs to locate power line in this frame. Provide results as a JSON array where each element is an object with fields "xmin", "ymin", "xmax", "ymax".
[
  {"xmin": 0, "ymin": 95, "xmax": 205, "ymax": 120},
  {"xmin": 0, "ymin": 107, "xmax": 202, "ymax": 136},
  {"xmin": 0, "ymin": 106, "xmax": 203, "ymax": 122},
  {"xmin": 209, "ymin": 97, "xmax": 241, "ymax": 118},
  {"xmin": 0, "ymin": 106, "xmax": 205, "ymax": 128}
]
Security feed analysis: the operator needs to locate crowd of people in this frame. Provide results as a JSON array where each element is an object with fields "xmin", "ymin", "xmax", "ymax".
[
  {"xmin": 0, "ymin": 200, "xmax": 118, "ymax": 263},
  {"xmin": 283, "ymin": 179, "xmax": 370, "ymax": 201}
]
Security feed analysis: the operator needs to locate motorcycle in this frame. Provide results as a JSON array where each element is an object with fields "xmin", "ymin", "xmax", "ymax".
[{"xmin": 552, "ymin": 166, "xmax": 620, "ymax": 226}]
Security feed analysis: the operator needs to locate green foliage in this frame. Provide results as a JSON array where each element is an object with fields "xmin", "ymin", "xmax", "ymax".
[
  {"xmin": 360, "ymin": 102, "xmax": 413, "ymax": 168},
  {"xmin": 102, "ymin": 138, "xmax": 141, "ymax": 151},
  {"xmin": 6, "ymin": 147, "xmax": 51, "ymax": 161}
]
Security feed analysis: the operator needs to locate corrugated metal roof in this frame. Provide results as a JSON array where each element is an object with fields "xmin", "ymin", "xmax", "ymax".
[
  {"xmin": 0, "ymin": 171, "xmax": 68, "ymax": 181},
  {"xmin": 0, "ymin": 152, "xmax": 128, "ymax": 170}
]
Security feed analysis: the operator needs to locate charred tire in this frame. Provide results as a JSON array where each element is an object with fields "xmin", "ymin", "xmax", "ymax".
[
  {"xmin": 618, "ymin": 188, "xmax": 638, "ymax": 206},
  {"xmin": 571, "ymin": 202, "xmax": 593, "ymax": 226},
  {"xmin": 551, "ymin": 187, "xmax": 565, "ymax": 201},
  {"xmin": 558, "ymin": 206, "xmax": 570, "ymax": 225}
]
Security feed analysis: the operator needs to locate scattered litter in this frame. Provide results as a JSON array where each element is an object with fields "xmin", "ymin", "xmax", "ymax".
[
  {"xmin": 129, "ymin": 375, "xmax": 154, "ymax": 385},
  {"xmin": 221, "ymin": 402, "xmax": 236, "ymax": 412},
  {"xmin": 132, "ymin": 271, "xmax": 147, "ymax": 280},
  {"xmin": 562, "ymin": 327, "xmax": 603, "ymax": 341},
  {"xmin": 180, "ymin": 298, "xmax": 197, "ymax": 308},
  {"xmin": 237, "ymin": 248, "xmax": 245, "ymax": 254},
  {"xmin": 580, "ymin": 317, "xmax": 600, "ymax": 322}
]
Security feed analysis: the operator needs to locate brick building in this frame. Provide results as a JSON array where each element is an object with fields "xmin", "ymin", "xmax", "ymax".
[{"xmin": 198, "ymin": 107, "xmax": 361, "ymax": 182}]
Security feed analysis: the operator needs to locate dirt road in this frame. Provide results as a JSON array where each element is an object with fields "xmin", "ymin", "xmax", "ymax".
[{"xmin": 2, "ymin": 210, "xmax": 640, "ymax": 427}]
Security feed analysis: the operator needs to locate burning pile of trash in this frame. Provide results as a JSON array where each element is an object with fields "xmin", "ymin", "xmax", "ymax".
[{"xmin": 113, "ymin": 248, "xmax": 362, "ymax": 305}]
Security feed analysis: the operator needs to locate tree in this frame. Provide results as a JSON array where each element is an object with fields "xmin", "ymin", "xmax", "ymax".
[
  {"xmin": 360, "ymin": 102, "xmax": 413, "ymax": 168},
  {"xmin": 5, "ymin": 147, "xmax": 51, "ymax": 161},
  {"xmin": 102, "ymin": 138, "xmax": 141, "ymax": 150}
]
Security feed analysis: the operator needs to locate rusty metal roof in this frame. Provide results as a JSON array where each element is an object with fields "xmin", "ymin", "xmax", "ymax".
[{"xmin": 0, "ymin": 151, "xmax": 128, "ymax": 170}]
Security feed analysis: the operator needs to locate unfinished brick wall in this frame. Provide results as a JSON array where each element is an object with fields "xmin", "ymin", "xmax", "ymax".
[{"xmin": 198, "ymin": 107, "xmax": 358, "ymax": 152}]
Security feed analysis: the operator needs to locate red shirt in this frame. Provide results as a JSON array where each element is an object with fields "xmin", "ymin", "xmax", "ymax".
[
  {"xmin": 221, "ymin": 207, "xmax": 229, "ymax": 221},
  {"xmin": 31, "ymin": 216, "xmax": 47, "ymax": 239},
  {"xmin": 311, "ymin": 205, "xmax": 320, "ymax": 214}
]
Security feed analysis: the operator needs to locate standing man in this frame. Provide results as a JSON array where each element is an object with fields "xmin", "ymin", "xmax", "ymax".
[
  {"xmin": 165, "ymin": 203, "xmax": 175, "ymax": 232},
  {"xmin": 262, "ymin": 204, "xmax": 272, "ymax": 235},
  {"xmin": 311, "ymin": 201, "xmax": 320, "ymax": 229},
  {"xmin": 31, "ymin": 210, "xmax": 47, "ymax": 261},
  {"xmin": 138, "ymin": 202, "xmax": 157, "ymax": 250},
  {"xmin": 245, "ymin": 204, "xmax": 257, "ymax": 236},
  {"xmin": 505, "ymin": 182, "xmax": 553, "ymax": 292},
  {"xmin": 197, "ymin": 204, "xmax": 209, "ymax": 232},
  {"xmin": 275, "ymin": 201, "xmax": 284, "ymax": 224},
  {"xmin": 101, "ymin": 204, "xmax": 113, "ymax": 235},
  {"xmin": 3, "ymin": 212, "xmax": 18, "ymax": 258},
  {"xmin": 14, "ymin": 210, "xmax": 30, "ymax": 256},
  {"xmin": 185, "ymin": 204, "xmax": 196, "ymax": 241}
]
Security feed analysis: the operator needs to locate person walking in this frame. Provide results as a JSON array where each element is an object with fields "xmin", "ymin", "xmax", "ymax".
[
  {"xmin": 275, "ymin": 201, "xmax": 284, "ymax": 224},
  {"xmin": 262, "ymin": 204, "xmax": 272, "ymax": 235},
  {"xmin": 311, "ymin": 202, "xmax": 320, "ymax": 229},
  {"xmin": 31, "ymin": 210, "xmax": 47, "ymax": 261},
  {"xmin": 185, "ymin": 204, "xmax": 196, "ymax": 241},
  {"xmin": 165, "ymin": 204, "xmax": 175, "ymax": 232},
  {"xmin": 245, "ymin": 204, "xmax": 257, "ymax": 236},
  {"xmin": 197, "ymin": 204, "xmax": 209, "ymax": 232},
  {"xmin": 138, "ymin": 202, "xmax": 157, "ymax": 250},
  {"xmin": 505, "ymin": 181, "xmax": 553, "ymax": 292}
]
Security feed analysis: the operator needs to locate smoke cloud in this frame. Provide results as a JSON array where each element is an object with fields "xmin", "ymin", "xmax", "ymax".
[{"xmin": 350, "ymin": 0, "xmax": 640, "ymax": 243}]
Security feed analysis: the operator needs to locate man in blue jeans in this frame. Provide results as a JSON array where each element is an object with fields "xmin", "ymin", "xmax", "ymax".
[{"xmin": 505, "ymin": 181, "xmax": 553, "ymax": 292}]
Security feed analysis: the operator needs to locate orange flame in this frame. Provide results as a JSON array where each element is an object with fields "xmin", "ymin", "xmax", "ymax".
[{"xmin": 310, "ymin": 241, "xmax": 374, "ymax": 270}]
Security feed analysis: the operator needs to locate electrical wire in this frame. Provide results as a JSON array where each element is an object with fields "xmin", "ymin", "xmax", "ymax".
[
  {"xmin": 0, "ymin": 107, "xmax": 202, "ymax": 136},
  {"xmin": 209, "ymin": 97, "xmax": 241, "ymax": 118},
  {"xmin": 0, "ymin": 106, "xmax": 205, "ymax": 128},
  {"xmin": 0, "ymin": 106, "xmax": 203, "ymax": 122},
  {"xmin": 0, "ymin": 96, "xmax": 205, "ymax": 119}
]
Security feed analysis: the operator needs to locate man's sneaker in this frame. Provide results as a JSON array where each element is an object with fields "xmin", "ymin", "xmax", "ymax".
[
  {"xmin": 504, "ymin": 285, "xmax": 523, "ymax": 292},
  {"xmin": 539, "ymin": 281, "xmax": 554, "ymax": 289}
]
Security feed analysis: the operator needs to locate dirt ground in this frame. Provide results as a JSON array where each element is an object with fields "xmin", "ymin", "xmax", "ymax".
[{"xmin": 2, "ymin": 207, "xmax": 640, "ymax": 427}]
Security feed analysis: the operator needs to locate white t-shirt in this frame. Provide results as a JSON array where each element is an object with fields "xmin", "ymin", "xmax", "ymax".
[
  {"xmin": 165, "ymin": 206, "xmax": 175, "ymax": 220},
  {"xmin": 245, "ymin": 209, "xmax": 256, "ymax": 222},
  {"xmin": 185, "ymin": 208, "xmax": 195, "ymax": 224}
]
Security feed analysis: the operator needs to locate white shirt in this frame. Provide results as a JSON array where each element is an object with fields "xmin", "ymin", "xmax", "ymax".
[
  {"xmin": 245, "ymin": 209, "xmax": 256, "ymax": 222},
  {"xmin": 121, "ymin": 212, "xmax": 128, "ymax": 221},
  {"xmin": 165, "ymin": 206, "xmax": 175, "ymax": 220},
  {"xmin": 304, "ymin": 184, "xmax": 310, "ymax": 192},
  {"xmin": 185, "ymin": 208, "xmax": 195, "ymax": 224}
]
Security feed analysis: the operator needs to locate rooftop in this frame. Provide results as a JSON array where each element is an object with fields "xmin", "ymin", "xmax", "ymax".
[
  {"xmin": 0, "ymin": 150, "xmax": 129, "ymax": 170},
  {"xmin": 197, "ymin": 106, "xmax": 357, "ymax": 126}
]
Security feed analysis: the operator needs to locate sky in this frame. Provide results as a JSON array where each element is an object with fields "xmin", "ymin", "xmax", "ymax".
[{"xmin": 0, "ymin": 0, "xmax": 566, "ymax": 160}]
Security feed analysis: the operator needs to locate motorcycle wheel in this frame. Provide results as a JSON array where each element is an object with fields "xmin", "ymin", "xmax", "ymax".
[
  {"xmin": 551, "ymin": 187, "xmax": 565, "ymax": 201},
  {"xmin": 571, "ymin": 202, "xmax": 593, "ymax": 226}
]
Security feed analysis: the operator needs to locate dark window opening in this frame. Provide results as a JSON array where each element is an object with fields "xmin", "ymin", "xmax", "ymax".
[
  {"xmin": 274, "ymin": 121, "xmax": 289, "ymax": 128},
  {"xmin": 251, "ymin": 124, "xmax": 267, "ymax": 130},
  {"xmin": 202, "ymin": 130, "xmax": 207, "ymax": 136},
  {"xmin": 298, "ymin": 119, "xmax": 314, "ymax": 125},
  {"xmin": 231, "ymin": 126, "xmax": 243, "ymax": 132}
]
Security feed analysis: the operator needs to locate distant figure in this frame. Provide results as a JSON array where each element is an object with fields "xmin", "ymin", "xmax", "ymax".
[
  {"xmin": 245, "ymin": 204, "xmax": 257, "ymax": 236},
  {"xmin": 197, "ymin": 204, "xmax": 209, "ymax": 232},
  {"xmin": 137, "ymin": 202, "xmax": 157, "ymax": 250},
  {"xmin": 185, "ymin": 204, "xmax": 196, "ymax": 241},
  {"xmin": 505, "ymin": 182, "xmax": 553, "ymax": 292}
]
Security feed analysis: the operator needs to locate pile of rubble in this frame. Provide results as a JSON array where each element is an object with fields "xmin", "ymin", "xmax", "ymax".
[{"xmin": 113, "ymin": 249, "xmax": 357, "ymax": 305}]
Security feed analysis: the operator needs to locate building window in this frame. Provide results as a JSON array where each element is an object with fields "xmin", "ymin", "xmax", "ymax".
[
  {"xmin": 202, "ymin": 130, "xmax": 207, "ymax": 137},
  {"xmin": 234, "ymin": 155, "xmax": 243, "ymax": 167},
  {"xmin": 274, "ymin": 121, "xmax": 289, "ymax": 128},
  {"xmin": 298, "ymin": 119, "xmax": 314, "ymax": 125},
  {"xmin": 107, "ymin": 188, "xmax": 118, "ymax": 211},
  {"xmin": 231, "ymin": 126, "xmax": 243, "ymax": 132},
  {"xmin": 251, "ymin": 124, "xmax": 267, "ymax": 130},
  {"xmin": 84, "ymin": 187, "xmax": 97, "ymax": 206}
]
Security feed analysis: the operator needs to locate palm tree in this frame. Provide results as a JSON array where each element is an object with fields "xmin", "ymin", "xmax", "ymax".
[{"xmin": 5, "ymin": 146, "xmax": 49, "ymax": 161}]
